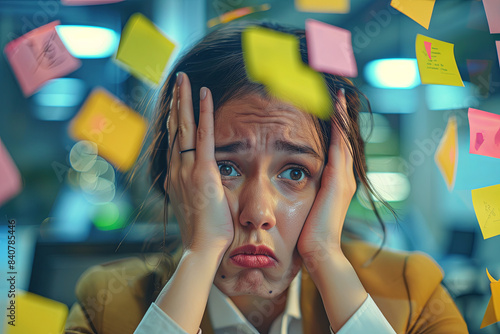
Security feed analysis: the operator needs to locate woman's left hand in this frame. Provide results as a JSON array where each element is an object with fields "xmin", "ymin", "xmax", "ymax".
[{"xmin": 297, "ymin": 89, "xmax": 357, "ymax": 263}]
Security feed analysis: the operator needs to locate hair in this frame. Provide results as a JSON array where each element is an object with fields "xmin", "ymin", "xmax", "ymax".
[{"xmin": 145, "ymin": 20, "xmax": 396, "ymax": 262}]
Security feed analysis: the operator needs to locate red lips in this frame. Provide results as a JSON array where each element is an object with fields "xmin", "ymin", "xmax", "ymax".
[{"xmin": 229, "ymin": 244, "xmax": 277, "ymax": 268}]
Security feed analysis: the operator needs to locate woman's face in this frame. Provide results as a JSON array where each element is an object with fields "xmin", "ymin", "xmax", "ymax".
[{"xmin": 212, "ymin": 93, "xmax": 325, "ymax": 299}]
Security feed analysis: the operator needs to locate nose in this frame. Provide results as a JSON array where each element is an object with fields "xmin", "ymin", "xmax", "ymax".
[{"xmin": 238, "ymin": 175, "xmax": 277, "ymax": 230}]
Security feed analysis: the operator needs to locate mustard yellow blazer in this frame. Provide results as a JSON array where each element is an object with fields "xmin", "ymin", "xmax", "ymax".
[{"xmin": 64, "ymin": 240, "xmax": 468, "ymax": 334}]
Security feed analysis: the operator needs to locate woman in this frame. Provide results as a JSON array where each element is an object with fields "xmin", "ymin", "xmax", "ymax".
[{"xmin": 64, "ymin": 22, "xmax": 468, "ymax": 334}]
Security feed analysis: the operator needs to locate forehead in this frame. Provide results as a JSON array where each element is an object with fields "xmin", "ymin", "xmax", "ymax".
[{"xmin": 214, "ymin": 94, "xmax": 322, "ymax": 152}]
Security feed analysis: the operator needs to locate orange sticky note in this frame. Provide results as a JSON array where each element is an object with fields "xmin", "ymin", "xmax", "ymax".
[
  {"xmin": 415, "ymin": 34, "xmax": 464, "ymax": 87},
  {"xmin": 115, "ymin": 13, "xmax": 176, "ymax": 85},
  {"xmin": 207, "ymin": 4, "xmax": 271, "ymax": 28},
  {"xmin": 69, "ymin": 88, "xmax": 148, "ymax": 171},
  {"xmin": 468, "ymin": 108, "xmax": 500, "ymax": 159},
  {"xmin": 242, "ymin": 26, "xmax": 331, "ymax": 120},
  {"xmin": 434, "ymin": 116, "xmax": 458, "ymax": 190},
  {"xmin": 471, "ymin": 184, "xmax": 500, "ymax": 240},
  {"xmin": 0, "ymin": 138, "xmax": 22, "ymax": 206},
  {"xmin": 3, "ymin": 21, "xmax": 81, "ymax": 97},
  {"xmin": 390, "ymin": 0, "xmax": 436, "ymax": 29},
  {"xmin": 305, "ymin": 19, "xmax": 357, "ymax": 77},
  {"xmin": 4, "ymin": 291, "xmax": 68, "ymax": 334},
  {"xmin": 295, "ymin": 0, "xmax": 349, "ymax": 13},
  {"xmin": 481, "ymin": 268, "xmax": 500, "ymax": 328}
]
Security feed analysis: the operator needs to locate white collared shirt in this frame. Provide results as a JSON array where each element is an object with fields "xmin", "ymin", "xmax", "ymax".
[{"xmin": 135, "ymin": 269, "xmax": 396, "ymax": 334}]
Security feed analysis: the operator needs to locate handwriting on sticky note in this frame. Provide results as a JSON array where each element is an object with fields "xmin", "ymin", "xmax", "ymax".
[
  {"xmin": 242, "ymin": 26, "xmax": 331, "ymax": 120},
  {"xmin": 472, "ymin": 183, "xmax": 500, "ymax": 240},
  {"xmin": 69, "ymin": 88, "xmax": 147, "ymax": 171},
  {"xmin": 481, "ymin": 268, "xmax": 500, "ymax": 328},
  {"xmin": 295, "ymin": 0, "xmax": 349, "ymax": 13},
  {"xmin": 434, "ymin": 116, "xmax": 458, "ymax": 191},
  {"xmin": 4, "ymin": 21, "xmax": 81, "ymax": 97},
  {"xmin": 391, "ymin": 0, "xmax": 436, "ymax": 29},
  {"xmin": 415, "ymin": 34, "xmax": 464, "ymax": 87},
  {"xmin": 0, "ymin": 138, "xmax": 22, "ymax": 206},
  {"xmin": 468, "ymin": 108, "xmax": 500, "ymax": 159},
  {"xmin": 115, "ymin": 13, "xmax": 175, "ymax": 86},
  {"xmin": 305, "ymin": 19, "xmax": 357, "ymax": 77}
]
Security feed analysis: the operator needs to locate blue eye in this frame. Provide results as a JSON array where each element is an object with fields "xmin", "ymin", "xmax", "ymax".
[
  {"xmin": 218, "ymin": 162, "xmax": 240, "ymax": 177},
  {"xmin": 278, "ymin": 167, "xmax": 307, "ymax": 182}
]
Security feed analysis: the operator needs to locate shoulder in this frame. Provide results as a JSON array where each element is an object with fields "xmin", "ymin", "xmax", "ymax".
[
  {"xmin": 68, "ymin": 248, "xmax": 181, "ymax": 334},
  {"xmin": 341, "ymin": 239, "xmax": 445, "ymax": 331}
]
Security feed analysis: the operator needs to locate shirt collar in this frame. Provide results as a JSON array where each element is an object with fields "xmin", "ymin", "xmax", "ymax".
[{"xmin": 208, "ymin": 269, "xmax": 302, "ymax": 330}]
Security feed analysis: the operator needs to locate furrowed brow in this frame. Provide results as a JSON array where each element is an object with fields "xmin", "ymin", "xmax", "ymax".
[
  {"xmin": 274, "ymin": 140, "xmax": 322, "ymax": 161},
  {"xmin": 215, "ymin": 140, "xmax": 251, "ymax": 153}
]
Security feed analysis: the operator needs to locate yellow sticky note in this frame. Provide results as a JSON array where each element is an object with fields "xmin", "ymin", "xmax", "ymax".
[
  {"xmin": 416, "ymin": 34, "xmax": 464, "ymax": 87},
  {"xmin": 242, "ymin": 26, "xmax": 331, "ymax": 120},
  {"xmin": 471, "ymin": 183, "xmax": 500, "ymax": 239},
  {"xmin": 115, "ymin": 13, "xmax": 175, "ymax": 85},
  {"xmin": 391, "ymin": 0, "xmax": 436, "ymax": 29},
  {"xmin": 69, "ymin": 88, "xmax": 148, "ymax": 171},
  {"xmin": 4, "ymin": 290, "xmax": 68, "ymax": 334},
  {"xmin": 295, "ymin": 0, "xmax": 349, "ymax": 13},
  {"xmin": 434, "ymin": 116, "xmax": 458, "ymax": 191},
  {"xmin": 481, "ymin": 269, "xmax": 500, "ymax": 328}
]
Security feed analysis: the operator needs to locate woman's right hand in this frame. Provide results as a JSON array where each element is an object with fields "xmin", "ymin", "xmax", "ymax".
[{"xmin": 165, "ymin": 72, "xmax": 234, "ymax": 256}]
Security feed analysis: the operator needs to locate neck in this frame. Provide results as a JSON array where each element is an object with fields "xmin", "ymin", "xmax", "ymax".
[{"xmin": 230, "ymin": 288, "xmax": 289, "ymax": 334}]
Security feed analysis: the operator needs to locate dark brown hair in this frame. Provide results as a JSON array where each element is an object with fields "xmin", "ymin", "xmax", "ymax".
[{"xmin": 146, "ymin": 21, "xmax": 395, "ymax": 258}]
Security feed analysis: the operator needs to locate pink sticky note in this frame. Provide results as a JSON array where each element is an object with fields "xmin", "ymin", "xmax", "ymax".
[
  {"xmin": 4, "ymin": 21, "xmax": 81, "ymax": 97},
  {"xmin": 424, "ymin": 41, "xmax": 432, "ymax": 60},
  {"xmin": 497, "ymin": 41, "xmax": 500, "ymax": 69},
  {"xmin": 305, "ymin": 19, "xmax": 357, "ymax": 77},
  {"xmin": 0, "ymin": 138, "xmax": 22, "ymax": 206},
  {"xmin": 483, "ymin": 0, "xmax": 500, "ymax": 34},
  {"xmin": 61, "ymin": 0, "xmax": 123, "ymax": 5},
  {"xmin": 468, "ymin": 108, "xmax": 500, "ymax": 159}
]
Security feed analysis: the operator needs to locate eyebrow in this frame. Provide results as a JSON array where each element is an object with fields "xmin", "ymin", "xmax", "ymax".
[{"xmin": 215, "ymin": 140, "xmax": 322, "ymax": 161}]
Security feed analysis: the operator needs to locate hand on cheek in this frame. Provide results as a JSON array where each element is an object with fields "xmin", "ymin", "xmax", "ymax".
[{"xmin": 296, "ymin": 89, "xmax": 356, "ymax": 263}]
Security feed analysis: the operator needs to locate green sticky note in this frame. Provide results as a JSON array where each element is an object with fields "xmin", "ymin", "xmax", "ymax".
[
  {"xmin": 242, "ymin": 26, "xmax": 332, "ymax": 120},
  {"xmin": 116, "ymin": 13, "xmax": 175, "ymax": 85}
]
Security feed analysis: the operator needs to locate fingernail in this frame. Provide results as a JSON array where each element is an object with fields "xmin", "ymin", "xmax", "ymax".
[
  {"xmin": 176, "ymin": 72, "xmax": 183, "ymax": 86},
  {"xmin": 169, "ymin": 97, "xmax": 173, "ymax": 109},
  {"xmin": 340, "ymin": 88, "xmax": 345, "ymax": 95},
  {"xmin": 200, "ymin": 87, "xmax": 207, "ymax": 101}
]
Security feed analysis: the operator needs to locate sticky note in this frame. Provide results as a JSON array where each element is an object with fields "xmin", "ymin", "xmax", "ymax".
[
  {"xmin": 472, "ymin": 184, "xmax": 500, "ymax": 240},
  {"xmin": 496, "ymin": 41, "xmax": 500, "ymax": 70},
  {"xmin": 3, "ymin": 21, "xmax": 81, "ymax": 97},
  {"xmin": 0, "ymin": 138, "xmax": 22, "ymax": 206},
  {"xmin": 390, "ymin": 0, "xmax": 436, "ymax": 29},
  {"xmin": 208, "ymin": 4, "xmax": 271, "ymax": 28},
  {"xmin": 305, "ymin": 19, "xmax": 357, "ymax": 77},
  {"xmin": 434, "ymin": 116, "xmax": 458, "ymax": 190},
  {"xmin": 467, "ymin": 60, "xmax": 492, "ymax": 97},
  {"xmin": 62, "ymin": 0, "xmax": 123, "ymax": 4},
  {"xmin": 481, "ymin": 268, "xmax": 500, "ymax": 328},
  {"xmin": 295, "ymin": 0, "xmax": 349, "ymax": 13},
  {"xmin": 4, "ymin": 291, "xmax": 68, "ymax": 334},
  {"xmin": 115, "ymin": 13, "xmax": 175, "ymax": 85},
  {"xmin": 482, "ymin": 0, "xmax": 500, "ymax": 34},
  {"xmin": 69, "ymin": 88, "xmax": 148, "ymax": 171},
  {"xmin": 415, "ymin": 34, "xmax": 464, "ymax": 87},
  {"xmin": 468, "ymin": 108, "xmax": 500, "ymax": 159},
  {"xmin": 242, "ymin": 26, "xmax": 331, "ymax": 120}
]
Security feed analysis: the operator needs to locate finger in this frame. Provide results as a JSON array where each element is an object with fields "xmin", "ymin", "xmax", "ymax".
[
  {"xmin": 165, "ymin": 83, "xmax": 180, "ymax": 193},
  {"xmin": 177, "ymin": 72, "xmax": 196, "ymax": 166},
  {"xmin": 196, "ymin": 87, "xmax": 215, "ymax": 164}
]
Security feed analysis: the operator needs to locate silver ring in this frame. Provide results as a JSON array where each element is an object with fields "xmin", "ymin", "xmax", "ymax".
[{"xmin": 179, "ymin": 148, "xmax": 196, "ymax": 154}]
